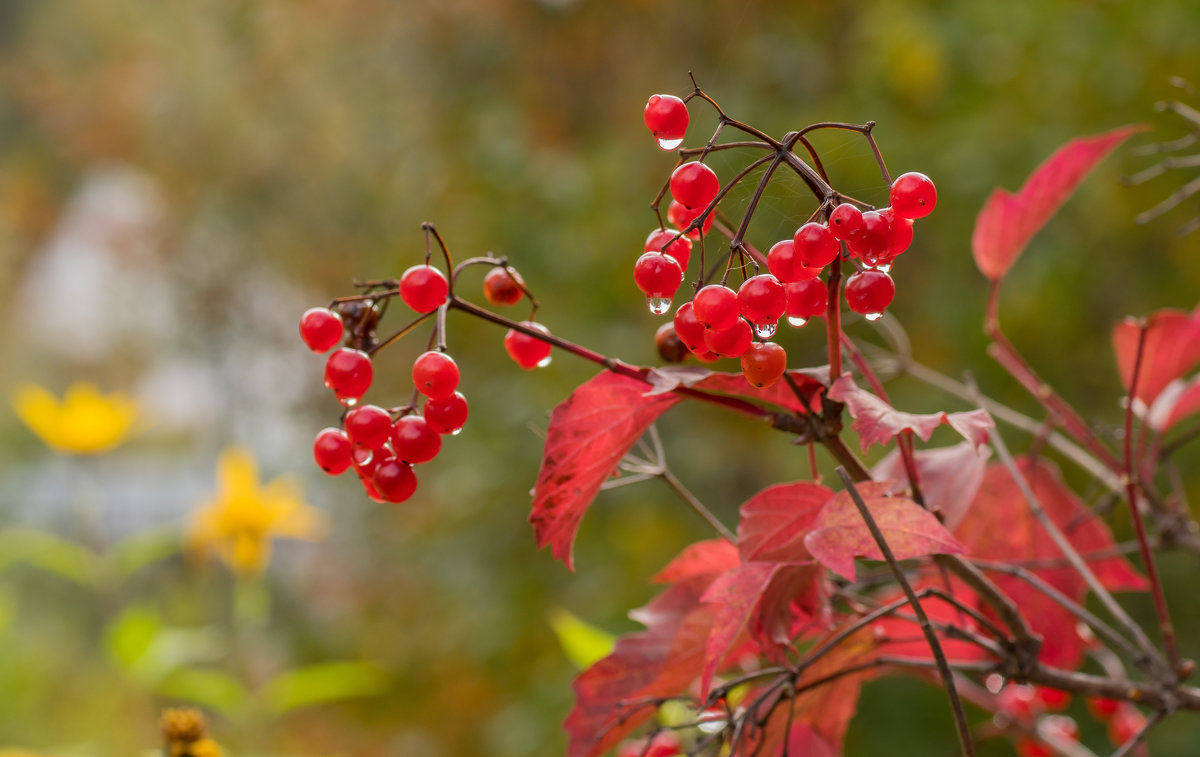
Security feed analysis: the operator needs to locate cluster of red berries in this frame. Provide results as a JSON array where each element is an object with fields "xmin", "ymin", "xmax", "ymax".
[
  {"xmin": 993, "ymin": 683, "xmax": 1147, "ymax": 756},
  {"xmin": 640, "ymin": 92, "xmax": 937, "ymax": 391}
]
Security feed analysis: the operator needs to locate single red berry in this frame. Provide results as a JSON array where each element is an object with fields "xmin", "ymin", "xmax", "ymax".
[
  {"xmin": 373, "ymin": 456, "xmax": 418, "ymax": 503},
  {"xmin": 740, "ymin": 342, "xmax": 788, "ymax": 388},
  {"xmin": 785, "ymin": 279, "xmax": 828, "ymax": 325},
  {"xmin": 704, "ymin": 317, "xmax": 752, "ymax": 358},
  {"xmin": 844, "ymin": 270, "xmax": 895, "ymax": 319},
  {"xmin": 767, "ymin": 239, "xmax": 820, "ymax": 283},
  {"xmin": 357, "ymin": 467, "xmax": 386, "ymax": 503},
  {"xmin": 392, "ymin": 415, "xmax": 442, "ymax": 464},
  {"xmin": 399, "ymin": 265, "xmax": 449, "ymax": 314},
  {"xmin": 793, "ymin": 222, "xmax": 841, "ymax": 267},
  {"xmin": 1035, "ymin": 687, "xmax": 1070, "ymax": 712},
  {"xmin": 412, "ymin": 351, "xmax": 460, "ymax": 399},
  {"xmin": 828, "ymin": 203, "xmax": 865, "ymax": 241},
  {"xmin": 423, "ymin": 391, "xmax": 469, "ymax": 435},
  {"xmin": 672, "ymin": 301, "xmax": 707, "ymax": 354},
  {"xmin": 299, "ymin": 307, "xmax": 344, "ymax": 353},
  {"xmin": 483, "ymin": 267, "xmax": 525, "ymax": 306},
  {"xmin": 692, "ymin": 284, "xmax": 739, "ymax": 330},
  {"xmin": 504, "ymin": 321, "xmax": 553, "ymax": 369},
  {"xmin": 890, "ymin": 171, "xmax": 937, "ymax": 219},
  {"xmin": 884, "ymin": 207, "xmax": 914, "ymax": 259},
  {"xmin": 312, "ymin": 427, "xmax": 353, "ymax": 475},
  {"xmin": 324, "ymin": 348, "xmax": 373, "ymax": 403},
  {"xmin": 644, "ymin": 228, "xmax": 692, "ymax": 271},
  {"xmin": 654, "ymin": 322, "xmax": 688, "ymax": 363},
  {"xmin": 737, "ymin": 274, "xmax": 787, "ymax": 338},
  {"xmin": 643, "ymin": 94, "xmax": 689, "ymax": 149},
  {"xmin": 668, "ymin": 199, "xmax": 714, "ymax": 238},
  {"xmin": 997, "ymin": 684, "xmax": 1039, "ymax": 722},
  {"xmin": 352, "ymin": 444, "xmax": 380, "ymax": 481},
  {"xmin": 1107, "ymin": 704, "xmax": 1146, "ymax": 746},
  {"xmin": 633, "ymin": 252, "xmax": 684, "ymax": 314},
  {"xmin": 847, "ymin": 210, "xmax": 893, "ymax": 264},
  {"xmin": 669, "ymin": 161, "xmax": 719, "ymax": 210},
  {"xmin": 1087, "ymin": 698, "xmax": 1120, "ymax": 721},
  {"xmin": 343, "ymin": 404, "xmax": 393, "ymax": 450}
]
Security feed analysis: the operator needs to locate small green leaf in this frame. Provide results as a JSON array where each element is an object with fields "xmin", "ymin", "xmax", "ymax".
[
  {"xmin": 262, "ymin": 661, "xmax": 388, "ymax": 715},
  {"xmin": 157, "ymin": 667, "xmax": 249, "ymax": 717},
  {"xmin": 109, "ymin": 527, "xmax": 181, "ymax": 578},
  {"xmin": 104, "ymin": 605, "xmax": 161, "ymax": 670},
  {"xmin": 0, "ymin": 528, "xmax": 97, "ymax": 585},
  {"xmin": 548, "ymin": 608, "xmax": 615, "ymax": 669}
]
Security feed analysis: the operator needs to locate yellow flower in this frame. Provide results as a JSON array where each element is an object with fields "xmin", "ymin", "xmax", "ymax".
[
  {"xmin": 187, "ymin": 447, "xmax": 326, "ymax": 575},
  {"xmin": 162, "ymin": 708, "xmax": 223, "ymax": 757},
  {"xmin": 11, "ymin": 382, "xmax": 138, "ymax": 455}
]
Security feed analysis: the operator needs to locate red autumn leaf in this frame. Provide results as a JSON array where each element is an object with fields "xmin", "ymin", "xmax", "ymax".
[
  {"xmin": 803, "ymin": 486, "xmax": 967, "ymax": 581},
  {"xmin": 827, "ymin": 374, "xmax": 993, "ymax": 452},
  {"xmin": 1145, "ymin": 376, "xmax": 1200, "ymax": 433},
  {"xmin": 955, "ymin": 457, "xmax": 1147, "ymax": 669},
  {"xmin": 871, "ymin": 579, "xmax": 991, "ymax": 664},
  {"xmin": 652, "ymin": 538, "xmax": 741, "ymax": 584},
  {"xmin": 1112, "ymin": 307, "xmax": 1200, "ymax": 405},
  {"xmin": 736, "ymin": 481, "xmax": 835, "ymax": 563},
  {"xmin": 872, "ymin": 442, "xmax": 991, "ymax": 531},
  {"xmin": 531, "ymin": 371, "xmax": 683, "ymax": 570},
  {"xmin": 972, "ymin": 126, "xmax": 1143, "ymax": 281}
]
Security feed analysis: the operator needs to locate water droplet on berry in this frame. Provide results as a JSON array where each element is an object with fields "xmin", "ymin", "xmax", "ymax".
[
  {"xmin": 753, "ymin": 322, "xmax": 777, "ymax": 339},
  {"xmin": 873, "ymin": 262, "xmax": 892, "ymax": 273},
  {"xmin": 647, "ymin": 297, "xmax": 672, "ymax": 315},
  {"xmin": 448, "ymin": 427, "xmax": 463, "ymax": 437},
  {"xmin": 865, "ymin": 312, "xmax": 884, "ymax": 322},
  {"xmin": 787, "ymin": 316, "xmax": 808, "ymax": 327},
  {"xmin": 536, "ymin": 355, "xmax": 552, "ymax": 368},
  {"xmin": 657, "ymin": 137, "xmax": 684, "ymax": 150},
  {"xmin": 339, "ymin": 395, "xmax": 359, "ymax": 407}
]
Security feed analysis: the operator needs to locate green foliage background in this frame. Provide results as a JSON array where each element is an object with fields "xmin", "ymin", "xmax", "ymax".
[{"xmin": 0, "ymin": 1, "xmax": 1198, "ymax": 755}]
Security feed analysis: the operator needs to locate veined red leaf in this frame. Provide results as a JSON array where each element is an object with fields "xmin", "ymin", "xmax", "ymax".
[
  {"xmin": 872, "ymin": 442, "xmax": 990, "ymax": 531},
  {"xmin": 531, "ymin": 371, "xmax": 683, "ymax": 570},
  {"xmin": 972, "ymin": 126, "xmax": 1143, "ymax": 281},
  {"xmin": 736, "ymin": 481, "xmax": 835, "ymax": 563},
  {"xmin": 652, "ymin": 538, "xmax": 741, "ymax": 584},
  {"xmin": 1144, "ymin": 376, "xmax": 1200, "ymax": 433},
  {"xmin": 955, "ymin": 458, "xmax": 1147, "ymax": 669},
  {"xmin": 827, "ymin": 374, "xmax": 993, "ymax": 452},
  {"xmin": 1113, "ymin": 307, "xmax": 1200, "ymax": 405},
  {"xmin": 803, "ymin": 487, "xmax": 966, "ymax": 581}
]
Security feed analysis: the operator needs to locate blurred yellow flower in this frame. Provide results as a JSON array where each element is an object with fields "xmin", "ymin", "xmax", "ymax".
[
  {"xmin": 187, "ymin": 447, "xmax": 326, "ymax": 575},
  {"xmin": 162, "ymin": 707, "xmax": 222, "ymax": 757},
  {"xmin": 11, "ymin": 382, "xmax": 139, "ymax": 455}
]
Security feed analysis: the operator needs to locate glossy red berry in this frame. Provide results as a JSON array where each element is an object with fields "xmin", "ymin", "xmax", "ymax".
[
  {"xmin": 692, "ymin": 284, "xmax": 739, "ymax": 331},
  {"xmin": 767, "ymin": 239, "xmax": 819, "ymax": 283},
  {"xmin": 633, "ymin": 252, "xmax": 684, "ymax": 314},
  {"xmin": 343, "ymin": 404, "xmax": 393, "ymax": 450},
  {"xmin": 1107, "ymin": 704, "xmax": 1146, "ymax": 746},
  {"xmin": 483, "ymin": 267, "xmax": 525, "ymax": 306},
  {"xmin": 643, "ymin": 94, "xmax": 689, "ymax": 149},
  {"xmin": 848, "ymin": 210, "xmax": 892, "ymax": 264},
  {"xmin": 399, "ymin": 265, "xmax": 449, "ymax": 314},
  {"xmin": 740, "ymin": 342, "xmax": 788, "ymax": 388},
  {"xmin": 785, "ymin": 279, "xmax": 828, "ymax": 325},
  {"xmin": 668, "ymin": 199, "xmax": 714, "ymax": 238},
  {"xmin": 324, "ymin": 348, "xmax": 373, "ymax": 402},
  {"xmin": 793, "ymin": 222, "xmax": 841, "ymax": 267},
  {"xmin": 672, "ymin": 301, "xmax": 707, "ymax": 354},
  {"xmin": 299, "ymin": 307, "xmax": 344, "ymax": 353},
  {"xmin": 737, "ymin": 274, "xmax": 787, "ymax": 337},
  {"xmin": 392, "ymin": 415, "xmax": 442, "ymax": 464},
  {"xmin": 423, "ymin": 391, "xmax": 469, "ymax": 435},
  {"xmin": 655, "ymin": 323, "xmax": 688, "ymax": 363},
  {"xmin": 704, "ymin": 318, "xmax": 752, "ymax": 358},
  {"xmin": 884, "ymin": 207, "xmax": 914, "ymax": 259},
  {"xmin": 504, "ymin": 321, "xmax": 553, "ymax": 369},
  {"xmin": 373, "ymin": 456, "xmax": 418, "ymax": 503},
  {"xmin": 669, "ymin": 161, "xmax": 719, "ymax": 210},
  {"xmin": 844, "ymin": 270, "xmax": 895, "ymax": 319},
  {"xmin": 644, "ymin": 228, "xmax": 692, "ymax": 271},
  {"xmin": 313, "ymin": 427, "xmax": 353, "ymax": 475},
  {"xmin": 890, "ymin": 171, "xmax": 937, "ymax": 219},
  {"xmin": 828, "ymin": 203, "xmax": 865, "ymax": 241},
  {"xmin": 412, "ymin": 351, "xmax": 460, "ymax": 399}
]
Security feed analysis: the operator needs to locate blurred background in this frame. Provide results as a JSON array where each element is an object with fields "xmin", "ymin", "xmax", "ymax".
[{"xmin": 0, "ymin": 1, "xmax": 1198, "ymax": 755}]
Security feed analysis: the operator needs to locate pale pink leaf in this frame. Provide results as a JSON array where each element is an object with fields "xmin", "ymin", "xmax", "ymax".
[{"xmin": 827, "ymin": 374, "xmax": 993, "ymax": 452}]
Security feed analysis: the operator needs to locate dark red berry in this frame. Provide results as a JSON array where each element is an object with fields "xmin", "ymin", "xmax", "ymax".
[
  {"xmin": 633, "ymin": 252, "xmax": 683, "ymax": 313},
  {"xmin": 740, "ymin": 342, "xmax": 788, "ymax": 388},
  {"xmin": 828, "ymin": 203, "xmax": 865, "ymax": 241},
  {"xmin": 313, "ymin": 427, "xmax": 353, "ymax": 475},
  {"xmin": 392, "ymin": 415, "xmax": 442, "ymax": 464},
  {"xmin": 667, "ymin": 200, "xmax": 714, "ymax": 238},
  {"xmin": 643, "ymin": 94, "xmax": 689, "ymax": 149},
  {"xmin": 890, "ymin": 172, "xmax": 937, "ymax": 219},
  {"xmin": 692, "ymin": 284, "xmax": 739, "ymax": 330},
  {"xmin": 736, "ymin": 274, "xmax": 787, "ymax": 337},
  {"xmin": 324, "ymin": 348, "xmax": 373, "ymax": 402},
  {"xmin": 412, "ymin": 351, "xmax": 460, "ymax": 399},
  {"xmin": 655, "ymin": 323, "xmax": 688, "ymax": 363},
  {"xmin": 373, "ymin": 456, "xmax": 418, "ymax": 503},
  {"xmin": 669, "ymin": 161, "xmax": 719, "ymax": 210},
  {"xmin": 423, "ymin": 391, "xmax": 469, "ymax": 435},
  {"xmin": 483, "ymin": 267, "xmax": 525, "ymax": 306},
  {"xmin": 399, "ymin": 265, "xmax": 449, "ymax": 314},
  {"xmin": 704, "ymin": 318, "xmax": 753, "ymax": 358},
  {"xmin": 785, "ymin": 279, "xmax": 828, "ymax": 325},
  {"xmin": 300, "ymin": 307, "xmax": 345, "ymax": 353},
  {"xmin": 673, "ymin": 302, "xmax": 707, "ymax": 354},
  {"xmin": 343, "ymin": 404, "xmax": 393, "ymax": 449},
  {"xmin": 844, "ymin": 270, "xmax": 895, "ymax": 318},
  {"xmin": 644, "ymin": 228, "xmax": 692, "ymax": 271},
  {"xmin": 793, "ymin": 222, "xmax": 840, "ymax": 267},
  {"xmin": 504, "ymin": 321, "xmax": 553, "ymax": 369}
]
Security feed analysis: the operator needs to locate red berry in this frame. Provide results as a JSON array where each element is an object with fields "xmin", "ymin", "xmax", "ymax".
[
  {"xmin": 313, "ymin": 427, "xmax": 353, "ymax": 475},
  {"xmin": 695, "ymin": 350, "xmax": 721, "ymax": 363},
  {"xmin": 672, "ymin": 301, "xmax": 707, "ymax": 354},
  {"xmin": 633, "ymin": 252, "xmax": 684, "ymax": 314},
  {"xmin": 692, "ymin": 284, "xmax": 739, "ymax": 330},
  {"xmin": 399, "ymin": 265, "xmax": 449, "ymax": 314},
  {"xmin": 1035, "ymin": 686, "xmax": 1070, "ymax": 712},
  {"xmin": 643, "ymin": 94, "xmax": 689, "ymax": 149},
  {"xmin": 740, "ymin": 342, "xmax": 788, "ymax": 388},
  {"xmin": 654, "ymin": 322, "xmax": 688, "ymax": 363},
  {"xmin": 704, "ymin": 318, "xmax": 752, "ymax": 358},
  {"xmin": 423, "ymin": 391, "xmax": 469, "ymax": 435},
  {"xmin": 343, "ymin": 404, "xmax": 393, "ymax": 450},
  {"xmin": 505, "ymin": 321, "xmax": 553, "ymax": 369},
  {"xmin": 324, "ymin": 348, "xmax": 373, "ymax": 402},
  {"xmin": 767, "ymin": 239, "xmax": 820, "ymax": 283},
  {"xmin": 785, "ymin": 279, "xmax": 828, "ymax": 325},
  {"xmin": 299, "ymin": 307, "xmax": 344, "ymax": 353},
  {"xmin": 1087, "ymin": 698, "xmax": 1120, "ymax": 721},
  {"xmin": 352, "ymin": 444, "xmax": 380, "ymax": 481},
  {"xmin": 793, "ymin": 222, "xmax": 841, "ymax": 267},
  {"xmin": 828, "ymin": 203, "xmax": 865, "ymax": 241},
  {"xmin": 392, "ymin": 415, "xmax": 442, "ymax": 464},
  {"xmin": 644, "ymin": 228, "xmax": 692, "ymax": 271},
  {"xmin": 1107, "ymin": 704, "xmax": 1146, "ymax": 746},
  {"xmin": 848, "ymin": 210, "xmax": 892, "ymax": 264},
  {"xmin": 483, "ymin": 267, "xmax": 525, "ymax": 306},
  {"xmin": 736, "ymin": 274, "xmax": 787, "ymax": 337},
  {"xmin": 1015, "ymin": 739, "xmax": 1053, "ymax": 757},
  {"xmin": 669, "ymin": 161, "xmax": 719, "ymax": 210},
  {"xmin": 884, "ymin": 207, "xmax": 914, "ymax": 259},
  {"xmin": 668, "ymin": 199, "xmax": 714, "ymax": 238},
  {"xmin": 890, "ymin": 171, "xmax": 937, "ymax": 219},
  {"xmin": 997, "ymin": 684, "xmax": 1039, "ymax": 722},
  {"xmin": 373, "ymin": 456, "xmax": 418, "ymax": 503},
  {"xmin": 412, "ymin": 351, "xmax": 460, "ymax": 399},
  {"xmin": 844, "ymin": 270, "xmax": 895, "ymax": 318}
]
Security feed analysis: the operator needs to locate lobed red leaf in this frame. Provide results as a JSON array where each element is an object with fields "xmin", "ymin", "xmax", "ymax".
[
  {"xmin": 1112, "ymin": 306, "xmax": 1200, "ymax": 405},
  {"xmin": 872, "ymin": 442, "xmax": 990, "ymax": 531},
  {"xmin": 736, "ymin": 481, "xmax": 835, "ymax": 563},
  {"xmin": 652, "ymin": 538, "xmax": 741, "ymax": 584},
  {"xmin": 827, "ymin": 374, "xmax": 993, "ymax": 452}
]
